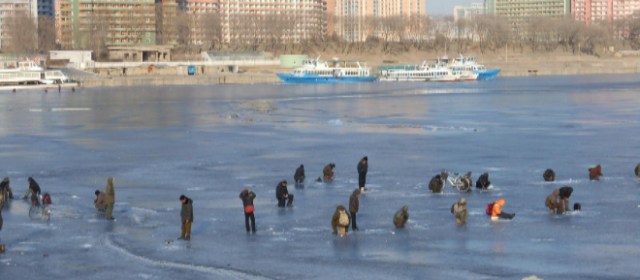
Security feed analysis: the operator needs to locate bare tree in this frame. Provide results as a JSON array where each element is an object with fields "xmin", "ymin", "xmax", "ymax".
[
  {"xmin": 201, "ymin": 12, "xmax": 222, "ymax": 50},
  {"xmin": 3, "ymin": 12, "xmax": 38, "ymax": 53},
  {"xmin": 38, "ymin": 16, "xmax": 57, "ymax": 53},
  {"xmin": 82, "ymin": 13, "xmax": 110, "ymax": 60}
]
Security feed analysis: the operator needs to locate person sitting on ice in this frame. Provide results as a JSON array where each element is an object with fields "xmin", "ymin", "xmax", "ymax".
[
  {"xmin": 275, "ymin": 180, "xmax": 294, "ymax": 208},
  {"xmin": 588, "ymin": 164, "xmax": 603, "ymax": 180},
  {"xmin": 94, "ymin": 190, "xmax": 107, "ymax": 211},
  {"xmin": 488, "ymin": 199, "xmax": 515, "ymax": 221},
  {"xmin": 543, "ymin": 169, "xmax": 556, "ymax": 182},
  {"xmin": 476, "ymin": 172, "xmax": 491, "ymax": 190},
  {"xmin": 428, "ymin": 174, "xmax": 444, "ymax": 193}
]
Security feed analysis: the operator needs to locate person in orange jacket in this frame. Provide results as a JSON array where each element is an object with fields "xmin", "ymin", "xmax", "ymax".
[{"xmin": 491, "ymin": 199, "xmax": 515, "ymax": 221}]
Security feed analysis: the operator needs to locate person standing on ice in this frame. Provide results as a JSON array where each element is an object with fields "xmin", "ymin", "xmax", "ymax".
[
  {"xmin": 239, "ymin": 188, "xmax": 256, "ymax": 233},
  {"xmin": 357, "ymin": 156, "xmax": 368, "ymax": 192},
  {"xmin": 104, "ymin": 177, "xmax": 115, "ymax": 220},
  {"xmin": 23, "ymin": 177, "xmax": 41, "ymax": 206},
  {"xmin": 349, "ymin": 189, "xmax": 361, "ymax": 231},
  {"xmin": 179, "ymin": 194, "xmax": 193, "ymax": 240},
  {"xmin": 0, "ymin": 177, "xmax": 14, "ymax": 201},
  {"xmin": 294, "ymin": 164, "xmax": 305, "ymax": 186},
  {"xmin": 489, "ymin": 199, "xmax": 515, "ymax": 221},
  {"xmin": 275, "ymin": 180, "xmax": 293, "ymax": 207}
]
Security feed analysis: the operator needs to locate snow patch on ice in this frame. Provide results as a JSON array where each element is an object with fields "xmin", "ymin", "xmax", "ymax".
[
  {"xmin": 328, "ymin": 119, "xmax": 343, "ymax": 126},
  {"xmin": 81, "ymin": 243, "xmax": 93, "ymax": 249}
]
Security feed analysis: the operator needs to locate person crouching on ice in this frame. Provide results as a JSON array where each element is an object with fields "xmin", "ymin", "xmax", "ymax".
[
  {"xmin": 178, "ymin": 195, "xmax": 193, "ymax": 241},
  {"xmin": 451, "ymin": 198, "xmax": 468, "ymax": 225},
  {"xmin": 545, "ymin": 189, "xmax": 562, "ymax": 215},
  {"xmin": 275, "ymin": 180, "xmax": 293, "ymax": 208},
  {"xmin": 331, "ymin": 205, "xmax": 350, "ymax": 237},
  {"xmin": 490, "ymin": 199, "xmax": 515, "ymax": 221},
  {"xmin": 94, "ymin": 190, "xmax": 107, "ymax": 211},
  {"xmin": 393, "ymin": 205, "xmax": 409, "ymax": 228}
]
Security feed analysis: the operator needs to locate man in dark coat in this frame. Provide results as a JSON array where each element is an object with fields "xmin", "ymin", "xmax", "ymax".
[
  {"xmin": 559, "ymin": 186, "xmax": 573, "ymax": 212},
  {"xmin": 428, "ymin": 174, "xmax": 444, "ymax": 193},
  {"xmin": 476, "ymin": 173, "xmax": 491, "ymax": 190},
  {"xmin": 275, "ymin": 180, "xmax": 294, "ymax": 207},
  {"xmin": 635, "ymin": 163, "xmax": 640, "ymax": 179},
  {"xmin": 543, "ymin": 169, "xmax": 556, "ymax": 182},
  {"xmin": 239, "ymin": 188, "xmax": 256, "ymax": 233},
  {"xmin": 179, "ymin": 195, "xmax": 193, "ymax": 240},
  {"xmin": 349, "ymin": 189, "xmax": 361, "ymax": 231},
  {"xmin": 23, "ymin": 177, "xmax": 41, "ymax": 206},
  {"xmin": 357, "ymin": 156, "xmax": 368, "ymax": 192},
  {"xmin": 294, "ymin": 164, "xmax": 305, "ymax": 185}
]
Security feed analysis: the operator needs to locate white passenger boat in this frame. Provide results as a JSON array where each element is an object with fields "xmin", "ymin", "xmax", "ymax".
[{"xmin": 378, "ymin": 60, "xmax": 461, "ymax": 82}]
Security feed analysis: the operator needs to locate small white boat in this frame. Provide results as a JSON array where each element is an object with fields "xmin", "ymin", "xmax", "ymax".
[{"xmin": 448, "ymin": 55, "xmax": 500, "ymax": 80}]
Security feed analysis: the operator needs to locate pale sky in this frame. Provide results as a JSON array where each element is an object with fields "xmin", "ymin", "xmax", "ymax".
[{"xmin": 427, "ymin": 0, "xmax": 476, "ymax": 15}]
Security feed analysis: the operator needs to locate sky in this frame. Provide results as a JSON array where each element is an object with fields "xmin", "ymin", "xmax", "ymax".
[{"xmin": 427, "ymin": 0, "xmax": 475, "ymax": 15}]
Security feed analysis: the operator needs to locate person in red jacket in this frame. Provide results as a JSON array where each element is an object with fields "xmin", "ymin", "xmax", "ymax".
[{"xmin": 239, "ymin": 188, "xmax": 256, "ymax": 233}]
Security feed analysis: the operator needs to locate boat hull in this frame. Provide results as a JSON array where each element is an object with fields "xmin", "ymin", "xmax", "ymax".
[
  {"xmin": 476, "ymin": 69, "xmax": 501, "ymax": 80},
  {"xmin": 277, "ymin": 73, "xmax": 377, "ymax": 84}
]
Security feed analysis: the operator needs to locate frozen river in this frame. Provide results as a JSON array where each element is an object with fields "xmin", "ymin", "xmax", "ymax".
[{"xmin": 1, "ymin": 75, "xmax": 639, "ymax": 279}]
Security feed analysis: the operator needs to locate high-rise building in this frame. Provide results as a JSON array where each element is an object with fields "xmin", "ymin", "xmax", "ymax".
[
  {"xmin": 58, "ymin": 0, "xmax": 157, "ymax": 49},
  {"xmin": 572, "ymin": 0, "xmax": 640, "ymax": 24},
  {"xmin": 0, "ymin": 0, "xmax": 38, "ymax": 49},
  {"xmin": 331, "ymin": 0, "xmax": 426, "ymax": 42},
  {"xmin": 453, "ymin": 2, "xmax": 484, "ymax": 22},
  {"xmin": 485, "ymin": 0, "xmax": 570, "ymax": 28},
  {"xmin": 38, "ymin": 0, "xmax": 55, "ymax": 17}
]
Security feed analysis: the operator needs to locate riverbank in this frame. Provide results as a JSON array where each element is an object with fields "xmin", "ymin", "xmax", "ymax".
[{"xmin": 69, "ymin": 52, "xmax": 640, "ymax": 88}]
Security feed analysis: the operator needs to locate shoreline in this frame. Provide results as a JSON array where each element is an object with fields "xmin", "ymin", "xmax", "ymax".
[{"xmin": 65, "ymin": 54, "xmax": 640, "ymax": 88}]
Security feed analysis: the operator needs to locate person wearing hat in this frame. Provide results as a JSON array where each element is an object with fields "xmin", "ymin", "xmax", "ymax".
[
  {"xmin": 357, "ymin": 156, "xmax": 368, "ymax": 192},
  {"xmin": 179, "ymin": 194, "xmax": 193, "ymax": 240},
  {"xmin": 294, "ymin": 164, "xmax": 305, "ymax": 186},
  {"xmin": 94, "ymin": 190, "xmax": 107, "ymax": 211},
  {"xmin": 490, "ymin": 199, "xmax": 515, "ymax": 221},
  {"xmin": 349, "ymin": 188, "xmax": 361, "ymax": 231},
  {"xmin": 275, "ymin": 180, "xmax": 294, "ymax": 208},
  {"xmin": 451, "ymin": 198, "xmax": 468, "ymax": 225}
]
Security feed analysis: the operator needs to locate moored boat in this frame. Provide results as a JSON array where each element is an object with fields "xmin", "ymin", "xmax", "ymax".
[
  {"xmin": 448, "ymin": 55, "xmax": 500, "ymax": 80},
  {"xmin": 277, "ymin": 58, "xmax": 377, "ymax": 84}
]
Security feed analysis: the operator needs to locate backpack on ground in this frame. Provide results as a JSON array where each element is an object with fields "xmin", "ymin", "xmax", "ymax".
[
  {"xmin": 338, "ymin": 210, "xmax": 349, "ymax": 226},
  {"xmin": 42, "ymin": 193, "xmax": 52, "ymax": 205},
  {"xmin": 485, "ymin": 203, "xmax": 494, "ymax": 216}
]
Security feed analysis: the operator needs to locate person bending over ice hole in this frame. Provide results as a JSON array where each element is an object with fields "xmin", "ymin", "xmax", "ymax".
[
  {"xmin": 487, "ymin": 199, "xmax": 515, "ymax": 221},
  {"xmin": 393, "ymin": 206, "xmax": 409, "ymax": 229},
  {"xmin": 94, "ymin": 190, "xmax": 107, "ymax": 211},
  {"xmin": 349, "ymin": 189, "xmax": 361, "ymax": 231},
  {"xmin": 545, "ymin": 189, "xmax": 563, "ymax": 215},
  {"xmin": 239, "ymin": 188, "xmax": 256, "ymax": 233},
  {"xmin": 428, "ymin": 174, "xmax": 444, "ymax": 193},
  {"xmin": 320, "ymin": 163, "xmax": 336, "ymax": 183},
  {"xmin": 558, "ymin": 186, "xmax": 573, "ymax": 213},
  {"xmin": 23, "ymin": 177, "xmax": 41, "ymax": 207},
  {"xmin": 294, "ymin": 164, "xmax": 305, "ymax": 187},
  {"xmin": 178, "ymin": 195, "xmax": 193, "ymax": 241},
  {"xmin": 357, "ymin": 156, "xmax": 368, "ymax": 192},
  {"xmin": 331, "ymin": 205, "xmax": 350, "ymax": 237},
  {"xmin": 543, "ymin": 169, "xmax": 556, "ymax": 182},
  {"xmin": 451, "ymin": 198, "xmax": 468, "ymax": 225},
  {"xmin": 588, "ymin": 164, "xmax": 603, "ymax": 180},
  {"xmin": 476, "ymin": 173, "xmax": 491, "ymax": 190},
  {"xmin": 275, "ymin": 180, "xmax": 294, "ymax": 208}
]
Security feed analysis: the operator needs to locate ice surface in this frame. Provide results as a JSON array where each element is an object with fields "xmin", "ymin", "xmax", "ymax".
[{"xmin": 1, "ymin": 75, "xmax": 640, "ymax": 279}]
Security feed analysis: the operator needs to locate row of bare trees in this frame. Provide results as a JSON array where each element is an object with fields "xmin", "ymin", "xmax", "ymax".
[{"xmin": 5, "ymin": 11, "xmax": 640, "ymax": 58}]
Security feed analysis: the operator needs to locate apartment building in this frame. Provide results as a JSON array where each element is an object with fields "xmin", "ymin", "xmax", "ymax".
[
  {"xmin": 330, "ymin": 0, "xmax": 426, "ymax": 42},
  {"xmin": 572, "ymin": 0, "xmax": 640, "ymax": 24},
  {"xmin": 57, "ymin": 0, "xmax": 158, "ymax": 49},
  {"xmin": 0, "ymin": 0, "xmax": 38, "ymax": 49},
  {"xmin": 486, "ymin": 0, "xmax": 570, "ymax": 28},
  {"xmin": 453, "ymin": 2, "xmax": 484, "ymax": 22},
  {"xmin": 38, "ymin": 0, "xmax": 55, "ymax": 17}
]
